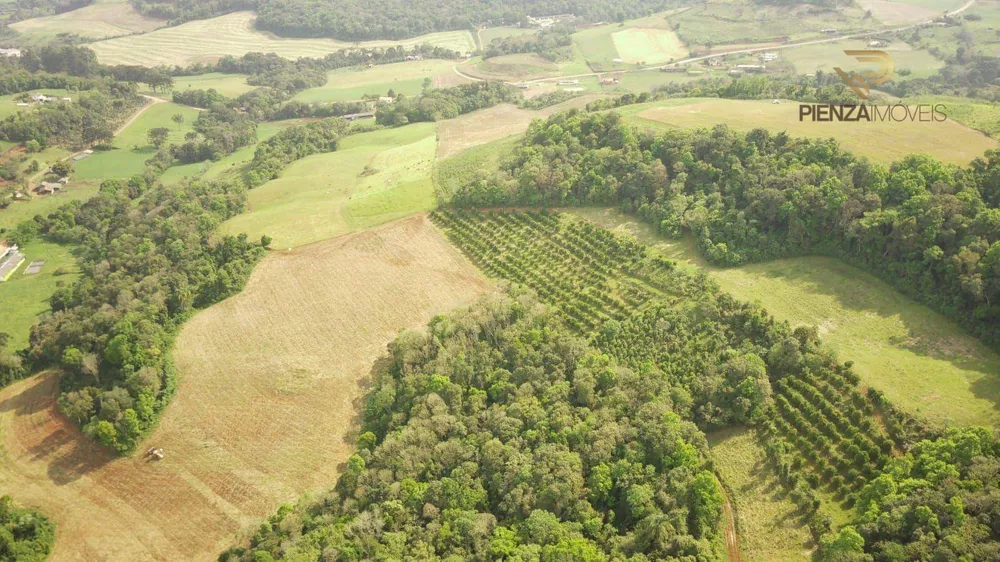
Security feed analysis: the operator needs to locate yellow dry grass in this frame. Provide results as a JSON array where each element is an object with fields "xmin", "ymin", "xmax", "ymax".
[
  {"xmin": 0, "ymin": 215, "xmax": 489, "ymax": 561},
  {"xmin": 10, "ymin": 0, "xmax": 163, "ymax": 41}
]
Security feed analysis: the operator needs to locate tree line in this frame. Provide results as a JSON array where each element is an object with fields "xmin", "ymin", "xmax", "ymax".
[
  {"xmin": 451, "ymin": 110, "xmax": 1000, "ymax": 354},
  {"xmin": 129, "ymin": 0, "xmax": 688, "ymax": 40}
]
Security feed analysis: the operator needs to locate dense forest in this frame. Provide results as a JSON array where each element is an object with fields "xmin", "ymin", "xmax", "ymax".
[
  {"xmin": 129, "ymin": 0, "xmax": 687, "ymax": 40},
  {"xmin": 10, "ymin": 179, "xmax": 267, "ymax": 453},
  {"xmin": 223, "ymin": 292, "xmax": 728, "ymax": 561},
  {"xmin": 452, "ymin": 111, "xmax": 1000, "ymax": 354},
  {"xmin": 376, "ymin": 82, "xmax": 520, "ymax": 126},
  {"xmin": 0, "ymin": 496, "xmax": 54, "ymax": 562}
]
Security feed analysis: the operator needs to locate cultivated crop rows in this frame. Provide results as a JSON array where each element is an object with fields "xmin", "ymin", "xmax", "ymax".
[
  {"xmin": 766, "ymin": 367, "xmax": 895, "ymax": 496},
  {"xmin": 430, "ymin": 209, "xmax": 661, "ymax": 333}
]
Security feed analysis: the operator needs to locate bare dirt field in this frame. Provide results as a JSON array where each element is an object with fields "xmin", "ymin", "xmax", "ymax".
[{"xmin": 0, "ymin": 215, "xmax": 489, "ymax": 561}]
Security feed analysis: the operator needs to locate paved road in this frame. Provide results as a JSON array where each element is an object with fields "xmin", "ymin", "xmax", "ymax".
[{"xmin": 459, "ymin": 1, "xmax": 976, "ymax": 86}]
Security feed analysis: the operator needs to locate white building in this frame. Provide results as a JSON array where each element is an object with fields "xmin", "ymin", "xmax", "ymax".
[{"xmin": 0, "ymin": 48, "xmax": 21, "ymax": 58}]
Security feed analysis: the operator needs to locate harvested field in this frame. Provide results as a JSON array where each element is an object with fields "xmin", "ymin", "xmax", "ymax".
[
  {"xmin": 10, "ymin": 0, "xmax": 164, "ymax": 42},
  {"xmin": 88, "ymin": 11, "xmax": 476, "ymax": 67},
  {"xmin": 0, "ymin": 215, "xmax": 489, "ymax": 561}
]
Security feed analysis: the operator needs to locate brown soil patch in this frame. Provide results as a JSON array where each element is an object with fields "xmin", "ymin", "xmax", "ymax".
[
  {"xmin": 0, "ymin": 215, "xmax": 489, "ymax": 561},
  {"xmin": 433, "ymin": 70, "xmax": 475, "ymax": 88}
]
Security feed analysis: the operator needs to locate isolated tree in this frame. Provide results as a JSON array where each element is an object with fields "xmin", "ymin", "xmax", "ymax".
[
  {"xmin": 147, "ymin": 127, "xmax": 170, "ymax": 149},
  {"xmin": 145, "ymin": 70, "xmax": 174, "ymax": 92},
  {"xmin": 171, "ymin": 113, "xmax": 185, "ymax": 129},
  {"xmin": 50, "ymin": 161, "xmax": 72, "ymax": 178},
  {"xmin": 422, "ymin": 77, "xmax": 432, "ymax": 91}
]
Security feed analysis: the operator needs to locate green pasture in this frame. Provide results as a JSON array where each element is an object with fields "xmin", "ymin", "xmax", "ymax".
[
  {"xmin": 466, "ymin": 49, "xmax": 591, "ymax": 81},
  {"xmin": 780, "ymin": 40, "xmax": 943, "ymax": 80},
  {"xmin": 480, "ymin": 26, "xmax": 536, "ymax": 48},
  {"xmin": 909, "ymin": 95, "xmax": 1000, "ymax": 138},
  {"xmin": 434, "ymin": 134, "xmax": 521, "ymax": 202},
  {"xmin": 292, "ymin": 60, "xmax": 457, "ymax": 103},
  {"xmin": 0, "ymin": 89, "xmax": 72, "ymax": 119},
  {"xmin": 220, "ymin": 122, "xmax": 437, "ymax": 248},
  {"xmin": 570, "ymin": 207, "xmax": 1000, "ymax": 429},
  {"xmin": 0, "ymin": 239, "xmax": 79, "ymax": 352},
  {"xmin": 0, "ymin": 183, "xmax": 99, "ymax": 233},
  {"xmin": 170, "ymin": 73, "xmax": 256, "ymax": 97},
  {"xmin": 708, "ymin": 427, "xmax": 813, "ymax": 562},
  {"xmin": 73, "ymin": 102, "xmax": 200, "ymax": 181},
  {"xmin": 666, "ymin": 0, "xmax": 871, "ymax": 48},
  {"xmin": 904, "ymin": 1, "xmax": 1000, "ymax": 58}
]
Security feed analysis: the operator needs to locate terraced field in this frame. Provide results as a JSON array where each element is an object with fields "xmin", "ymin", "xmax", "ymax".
[{"xmin": 88, "ymin": 11, "xmax": 476, "ymax": 67}]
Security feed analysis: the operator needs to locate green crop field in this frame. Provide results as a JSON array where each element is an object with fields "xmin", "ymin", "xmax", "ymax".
[
  {"xmin": 780, "ymin": 40, "xmax": 943, "ymax": 79},
  {"xmin": 292, "ymin": 60, "xmax": 457, "ymax": 103},
  {"xmin": 170, "ymin": 73, "xmax": 256, "ymax": 97},
  {"xmin": 611, "ymin": 27, "xmax": 688, "ymax": 65},
  {"xmin": 73, "ymin": 102, "xmax": 200, "ymax": 181},
  {"xmin": 220, "ymin": 122, "xmax": 437, "ymax": 248},
  {"xmin": 0, "ymin": 239, "xmax": 78, "ymax": 351},
  {"xmin": 708, "ymin": 427, "xmax": 812, "ymax": 561},
  {"xmin": 87, "ymin": 11, "xmax": 476, "ymax": 67},
  {"xmin": 621, "ymin": 98, "xmax": 998, "ymax": 165},
  {"xmin": 573, "ymin": 10, "xmax": 688, "ymax": 71},
  {"xmin": 9, "ymin": 0, "xmax": 163, "ymax": 44},
  {"xmin": 570, "ymin": 207, "xmax": 1000, "ymax": 429}
]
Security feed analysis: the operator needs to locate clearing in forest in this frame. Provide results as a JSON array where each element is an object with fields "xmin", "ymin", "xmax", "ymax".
[
  {"xmin": 611, "ymin": 27, "xmax": 688, "ymax": 65},
  {"xmin": 625, "ymin": 98, "xmax": 998, "ymax": 165},
  {"xmin": 9, "ymin": 0, "xmax": 164, "ymax": 43},
  {"xmin": 292, "ymin": 60, "xmax": 459, "ymax": 104},
  {"xmin": 708, "ymin": 427, "xmax": 812, "ymax": 562},
  {"xmin": 87, "ymin": 11, "xmax": 476, "ymax": 67},
  {"xmin": 220, "ymin": 122, "xmax": 438, "ymax": 248},
  {"xmin": 569, "ymin": 207, "xmax": 1000, "ymax": 429},
  {"xmin": 0, "ymin": 215, "xmax": 489, "ymax": 561}
]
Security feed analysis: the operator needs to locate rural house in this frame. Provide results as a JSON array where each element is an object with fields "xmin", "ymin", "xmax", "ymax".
[{"xmin": 0, "ymin": 48, "xmax": 21, "ymax": 57}]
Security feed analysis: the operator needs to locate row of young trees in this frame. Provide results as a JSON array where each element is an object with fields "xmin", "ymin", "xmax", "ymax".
[
  {"xmin": 452, "ymin": 110, "xmax": 1000, "ymax": 354},
  {"xmin": 483, "ymin": 24, "xmax": 574, "ymax": 61},
  {"xmin": 376, "ymin": 82, "xmax": 521, "ymax": 126}
]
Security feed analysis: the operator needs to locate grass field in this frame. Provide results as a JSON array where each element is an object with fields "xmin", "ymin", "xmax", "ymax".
[
  {"xmin": 9, "ymin": 0, "xmax": 163, "ymax": 43},
  {"xmin": 666, "ymin": 0, "xmax": 872, "ymax": 48},
  {"xmin": 292, "ymin": 60, "xmax": 457, "ymax": 103},
  {"xmin": 0, "ymin": 215, "xmax": 488, "ymax": 561},
  {"xmin": 905, "ymin": 1, "xmax": 1000, "ymax": 57},
  {"xmin": 221, "ymin": 122, "xmax": 437, "ymax": 248},
  {"xmin": 0, "ymin": 183, "xmax": 99, "ymax": 233},
  {"xmin": 0, "ymin": 240, "xmax": 78, "ymax": 352},
  {"xmin": 479, "ymin": 26, "xmax": 536, "ymax": 48},
  {"xmin": 88, "ymin": 11, "xmax": 476, "ymax": 67},
  {"xmin": 624, "ymin": 98, "xmax": 998, "ymax": 165},
  {"xmin": 572, "ymin": 10, "xmax": 689, "ymax": 71},
  {"xmin": 463, "ymin": 50, "xmax": 591, "ymax": 81},
  {"xmin": 73, "ymin": 102, "xmax": 200, "ymax": 181},
  {"xmin": 434, "ymin": 134, "xmax": 521, "ymax": 201},
  {"xmin": 170, "ymin": 73, "xmax": 255, "ymax": 97},
  {"xmin": 909, "ymin": 95, "xmax": 1000, "ymax": 137},
  {"xmin": 570, "ymin": 208, "xmax": 1000, "ymax": 429},
  {"xmin": 708, "ymin": 427, "xmax": 812, "ymax": 561},
  {"xmin": 857, "ymin": 0, "xmax": 956, "ymax": 24},
  {"xmin": 780, "ymin": 40, "xmax": 943, "ymax": 79},
  {"xmin": 0, "ymin": 89, "xmax": 71, "ymax": 119},
  {"xmin": 611, "ymin": 27, "xmax": 688, "ymax": 65}
]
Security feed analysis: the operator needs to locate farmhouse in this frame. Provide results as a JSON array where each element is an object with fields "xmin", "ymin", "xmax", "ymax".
[
  {"xmin": 599, "ymin": 77, "xmax": 620, "ymax": 85},
  {"xmin": 0, "ymin": 243, "xmax": 25, "ymax": 282},
  {"xmin": 557, "ymin": 79, "xmax": 580, "ymax": 86},
  {"xmin": 0, "ymin": 48, "xmax": 21, "ymax": 57},
  {"xmin": 403, "ymin": 54, "xmax": 424, "ymax": 61},
  {"xmin": 563, "ymin": 87, "xmax": 585, "ymax": 92},
  {"xmin": 516, "ymin": 82, "xmax": 529, "ymax": 89},
  {"xmin": 37, "ymin": 182, "xmax": 64, "ymax": 195},
  {"xmin": 762, "ymin": 52, "xmax": 778, "ymax": 62}
]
